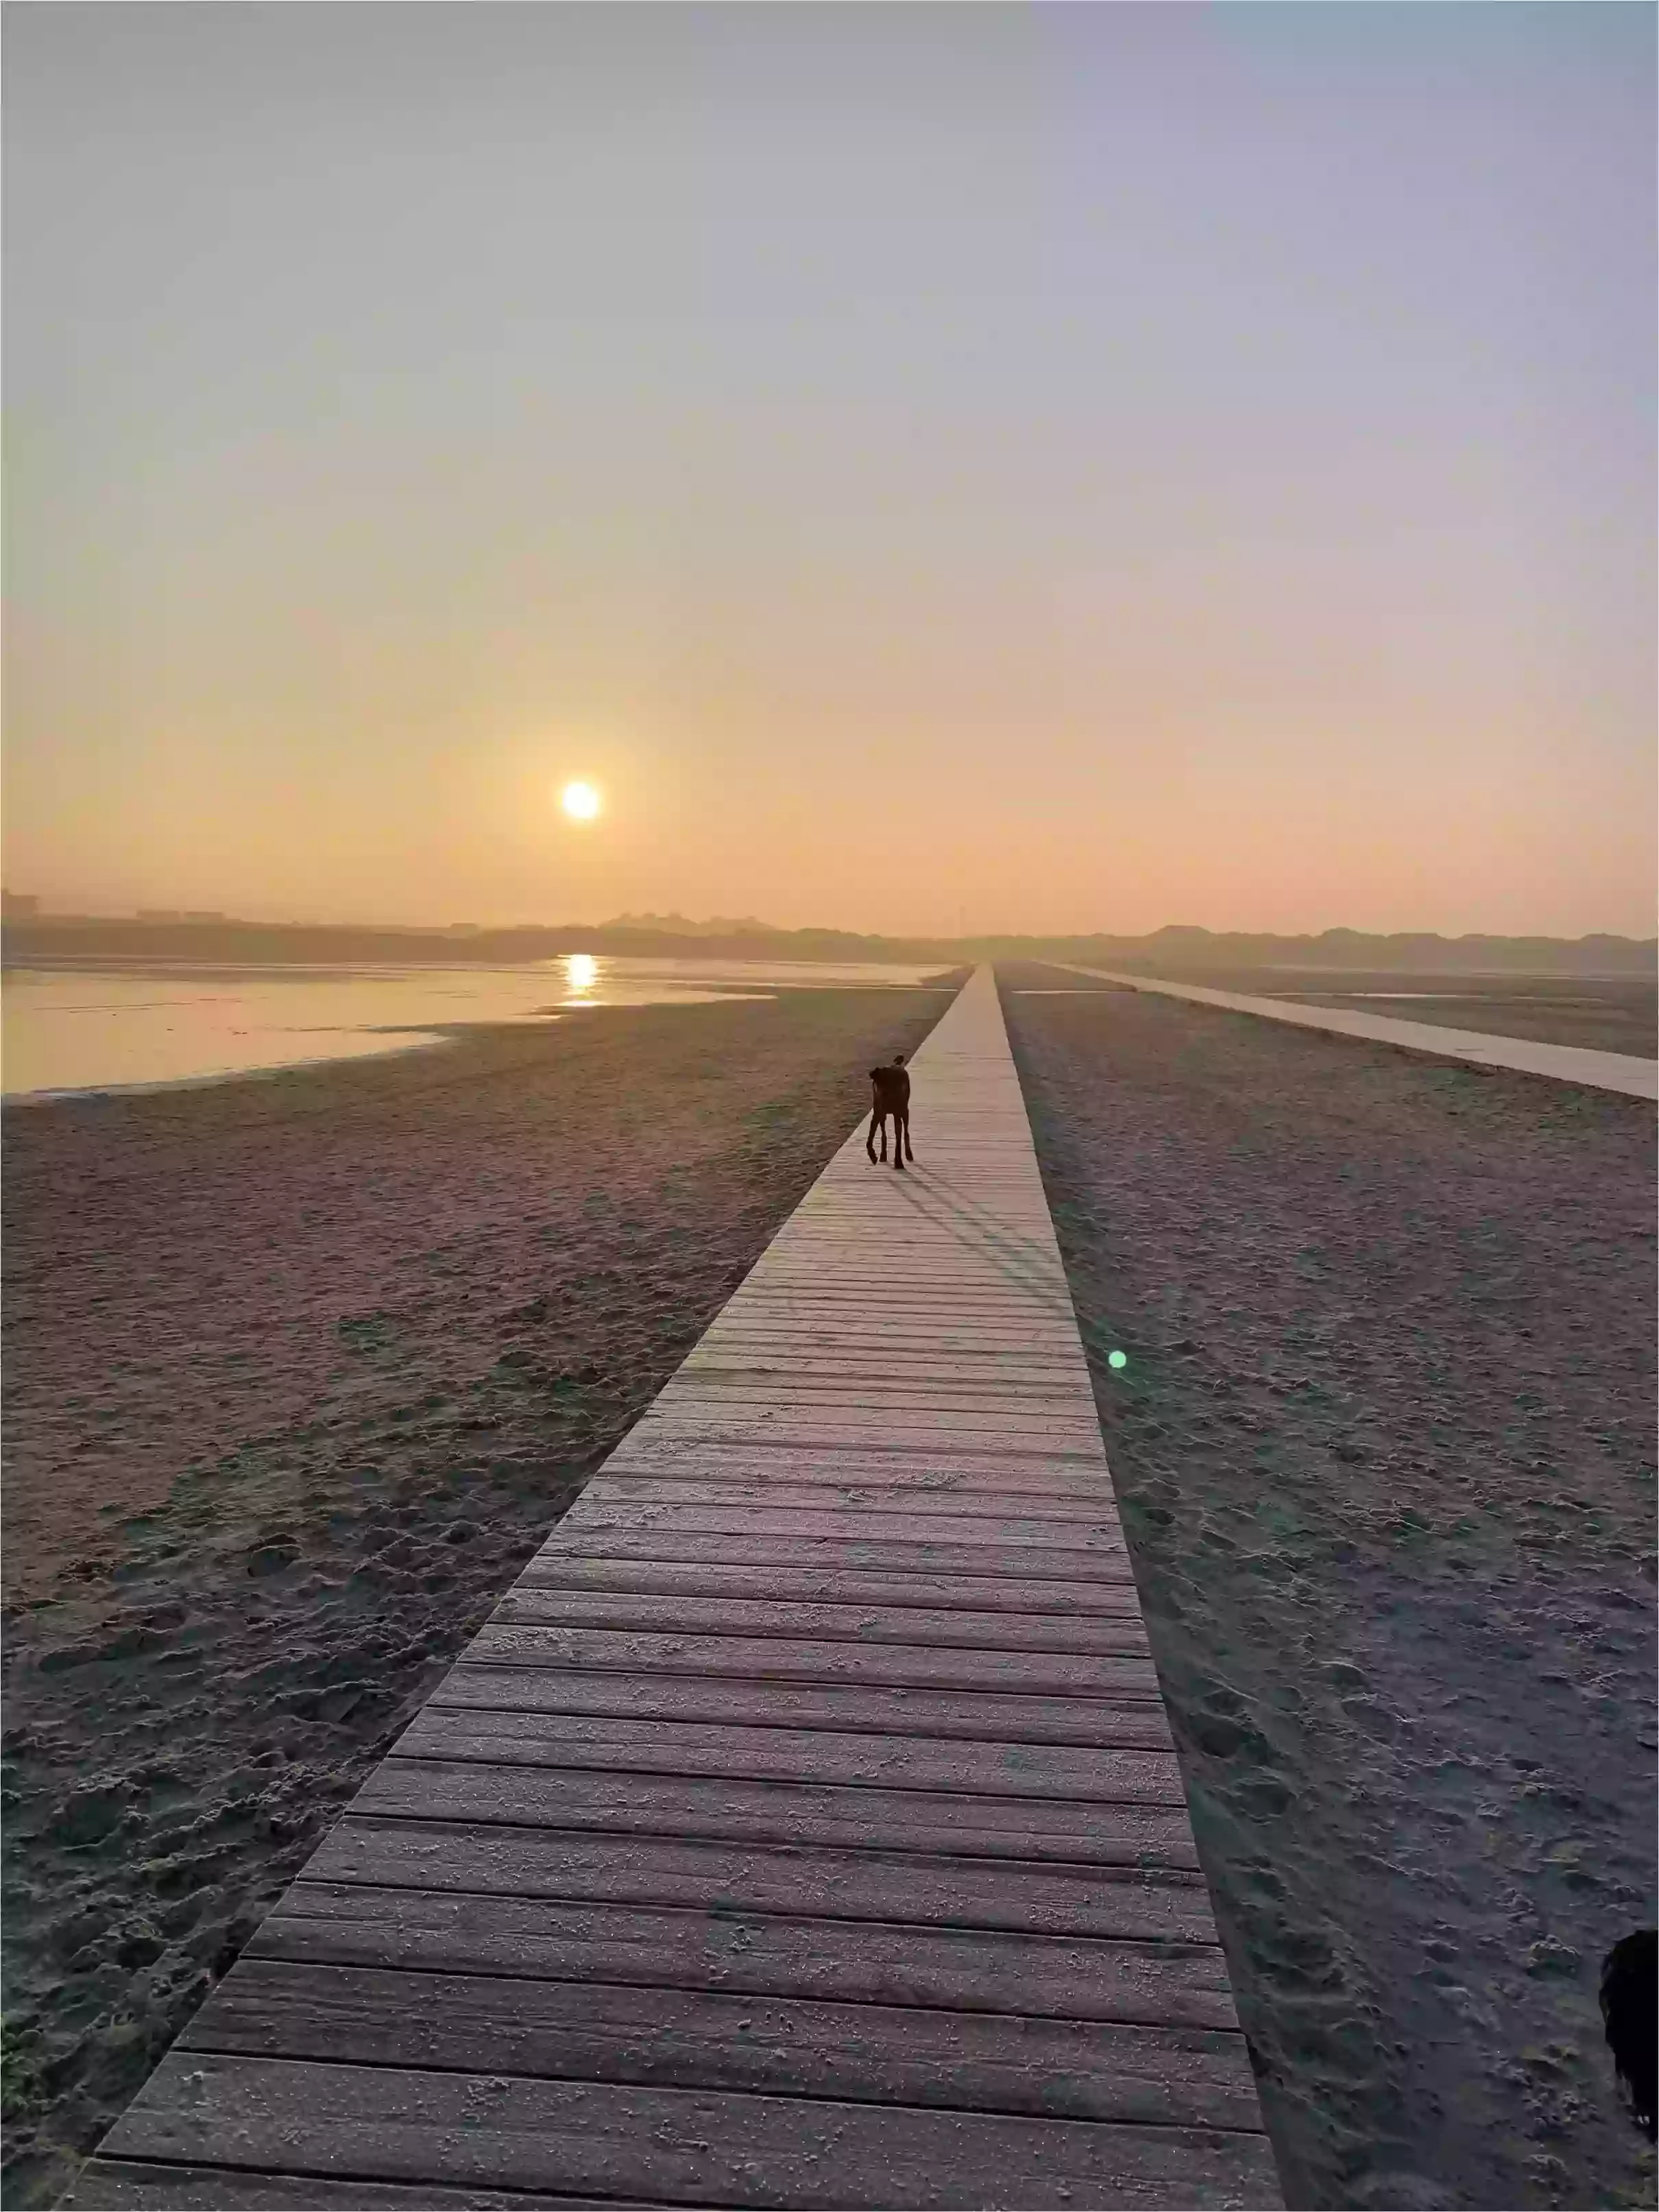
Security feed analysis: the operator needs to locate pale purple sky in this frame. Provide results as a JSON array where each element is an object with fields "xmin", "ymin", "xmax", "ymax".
[{"xmin": 6, "ymin": 3, "xmax": 1654, "ymax": 935}]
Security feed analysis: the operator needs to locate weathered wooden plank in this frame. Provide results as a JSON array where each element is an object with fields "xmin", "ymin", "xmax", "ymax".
[
  {"xmin": 536, "ymin": 1528, "xmax": 1137, "ymax": 1583},
  {"xmin": 749, "ymin": 1248, "xmax": 1064, "ymax": 1269},
  {"xmin": 679, "ymin": 1330, "xmax": 1087, "ymax": 1358},
  {"xmin": 716, "ymin": 1277, "xmax": 1065, "ymax": 1294},
  {"xmin": 717, "ymin": 1273, "xmax": 1065, "ymax": 1293},
  {"xmin": 603, "ymin": 1435, "xmax": 1102, "ymax": 1470},
  {"xmin": 463, "ymin": 1623, "xmax": 1162, "ymax": 1699},
  {"xmin": 741, "ymin": 1295, "xmax": 1073, "ymax": 1319},
  {"xmin": 181, "ymin": 1959, "xmax": 1266, "ymax": 2131},
  {"xmin": 678, "ymin": 1296, "xmax": 1068, "ymax": 1317},
  {"xmin": 743, "ymin": 1229, "xmax": 1057, "ymax": 1247},
  {"xmin": 555, "ymin": 1504, "xmax": 1126, "ymax": 1550},
  {"xmin": 734, "ymin": 1235, "xmax": 1059, "ymax": 1254},
  {"xmin": 703, "ymin": 1290, "xmax": 1072, "ymax": 1312},
  {"xmin": 104, "ymin": 2055, "xmax": 1283, "ymax": 2209},
  {"xmin": 690, "ymin": 1290, "xmax": 1068, "ymax": 1311},
  {"xmin": 803, "ymin": 1219, "xmax": 1058, "ymax": 1239},
  {"xmin": 682, "ymin": 1345, "xmax": 1087, "ymax": 1373},
  {"xmin": 493, "ymin": 1587, "xmax": 1147, "ymax": 1654},
  {"xmin": 727, "ymin": 1295, "xmax": 1075, "ymax": 1317},
  {"xmin": 431, "ymin": 1666, "xmax": 1176, "ymax": 1748},
  {"xmin": 625, "ymin": 1435, "xmax": 1111, "ymax": 1469},
  {"xmin": 652, "ymin": 1402, "xmax": 1096, "ymax": 1434},
  {"xmin": 733, "ymin": 1238, "xmax": 1057, "ymax": 1254},
  {"xmin": 655, "ymin": 1395, "xmax": 1089, "ymax": 1424},
  {"xmin": 632, "ymin": 1410, "xmax": 1106, "ymax": 1447},
  {"xmin": 633, "ymin": 1367, "xmax": 1091, "ymax": 1392},
  {"xmin": 621, "ymin": 1423, "xmax": 1104, "ymax": 1450},
  {"xmin": 357, "ymin": 1760, "xmax": 1198, "ymax": 1866},
  {"xmin": 597, "ymin": 1433, "xmax": 1119, "ymax": 1469},
  {"xmin": 701, "ymin": 1286, "xmax": 1069, "ymax": 1308},
  {"xmin": 511, "ymin": 1556, "xmax": 1148, "ymax": 1618},
  {"xmin": 660, "ymin": 1372, "xmax": 1084, "ymax": 1400},
  {"xmin": 557, "ymin": 1462, "xmax": 1117, "ymax": 1506},
  {"xmin": 758, "ymin": 1216, "xmax": 1060, "ymax": 1238},
  {"xmin": 759, "ymin": 1229, "xmax": 1056, "ymax": 1240},
  {"xmin": 393, "ymin": 1707, "xmax": 1178, "ymax": 1802},
  {"xmin": 309, "ymin": 1820, "xmax": 1217, "ymax": 1937},
  {"xmin": 583, "ymin": 1479, "xmax": 1118, "ymax": 1526},
  {"xmin": 253, "ymin": 1883, "xmax": 1236, "ymax": 2026},
  {"xmin": 668, "ymin": 1371, "xmax": 1092, "ymax": 1388},
  {"xmin": 64, "ymin": 2165, "xmax": 649, "ymax": 2211}
]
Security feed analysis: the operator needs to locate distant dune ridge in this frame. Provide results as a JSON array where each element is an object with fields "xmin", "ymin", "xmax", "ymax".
[{"xmin": 4, "ymin": 913, "xmax": 1655, "ymax": 974}]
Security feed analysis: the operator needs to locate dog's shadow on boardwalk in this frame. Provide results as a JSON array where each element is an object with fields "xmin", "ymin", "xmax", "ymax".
[{"xmin": 882, "ymin": 1164, "xmax": 1078, "ymax": 1322}]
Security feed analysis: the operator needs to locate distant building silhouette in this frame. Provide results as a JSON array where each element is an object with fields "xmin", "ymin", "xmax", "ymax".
[{"xmin": 1, "ymin": 891, "xmax": 40, "ymax": 919}]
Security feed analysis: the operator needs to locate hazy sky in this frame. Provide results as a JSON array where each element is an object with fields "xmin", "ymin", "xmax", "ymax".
[{"xmin": 7, "ymin": 3, "xmax": 1654, "ymax": 936}]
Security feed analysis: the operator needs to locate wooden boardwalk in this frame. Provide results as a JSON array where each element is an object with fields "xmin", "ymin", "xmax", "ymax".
[
  {"xmin": 1064, "ymin": 965, "xmax": 1659, "ymax": 1101},
  {"xmin": 72, "ymin": 967, "xmax": 1281, "ymax": 2211}
]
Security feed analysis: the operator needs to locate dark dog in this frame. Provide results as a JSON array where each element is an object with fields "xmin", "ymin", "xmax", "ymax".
[
  {"xmin": 866, "ymin": 1053, "xmax": 912, "ymax": 1170},
  {"xmin": 1600, "ymin": 1928, "xmax": 1657, "ymax": 2141}
]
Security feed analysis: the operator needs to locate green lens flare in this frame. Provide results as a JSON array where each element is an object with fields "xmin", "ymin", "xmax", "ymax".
[{"xmin": 1107, "ymin": 1349, "xmax": 1128, "ymax": 1370}]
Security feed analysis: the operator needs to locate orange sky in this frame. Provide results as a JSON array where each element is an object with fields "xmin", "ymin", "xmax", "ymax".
[{"xmin": 6, "ymin": 8, "xmax": 1654, "ymax": 937}]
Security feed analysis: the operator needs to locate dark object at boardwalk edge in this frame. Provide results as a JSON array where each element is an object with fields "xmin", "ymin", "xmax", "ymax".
[{"xmin": 1601, "ymin": 1929, "xmax": 1658, "ymax": 2140}]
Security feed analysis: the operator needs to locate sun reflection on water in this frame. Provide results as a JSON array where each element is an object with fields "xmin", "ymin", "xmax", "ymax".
[{"xmin": 563, "ymin": 953, "xmax": 600, "ymax": 999}]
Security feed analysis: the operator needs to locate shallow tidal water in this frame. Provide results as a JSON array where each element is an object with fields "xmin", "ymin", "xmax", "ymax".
[{"xmin": 1, "ymin": 954, "xmax": 947, "ymax": 1098}]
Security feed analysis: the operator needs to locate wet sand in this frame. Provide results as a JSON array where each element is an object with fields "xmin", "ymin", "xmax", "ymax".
[
  {"xmin": 1000, "ymin": 965, "xmax": 1656, "ymax": 2211},
  {"xmin": 1, "ymin": 985, "xmax": 955, "ymax": 2207}
]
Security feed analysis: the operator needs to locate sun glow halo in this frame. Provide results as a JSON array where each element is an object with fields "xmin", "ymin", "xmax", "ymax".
[{"xmin": 561, "ymin": 780, "xmax": 602, "ymax": 822}]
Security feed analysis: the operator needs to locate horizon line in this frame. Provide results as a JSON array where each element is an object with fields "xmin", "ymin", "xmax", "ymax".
[{"xmin": 3, "ymin": 906, "xmax": 1654, "ymax": 949}]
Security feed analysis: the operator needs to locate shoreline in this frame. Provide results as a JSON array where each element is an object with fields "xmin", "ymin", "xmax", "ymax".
[
  {"xmin": 1, "ymin": 1026, "xmax": 459, "ymax": 1108},
  {"xmin": 1, "ymin": 959, "xmax": 943, "ymax": 1103}
]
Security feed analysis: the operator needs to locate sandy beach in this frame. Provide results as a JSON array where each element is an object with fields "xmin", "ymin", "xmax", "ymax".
[
  {"xmin": 1, "ymin": 984, "xmax": 955, "ymax": 2207},
  {"xmin": 5, "ymin": 966, "xmax": 1654, "ymax": 2211},
  {"xmin": 1001, "ymin": 967, "xmax": 1657, "ymax": 2210}
]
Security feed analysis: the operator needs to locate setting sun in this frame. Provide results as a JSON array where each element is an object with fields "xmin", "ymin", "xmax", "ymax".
[{"xmin": 560, "ymin": 780, "xmax": 601, "ymax": 822}]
